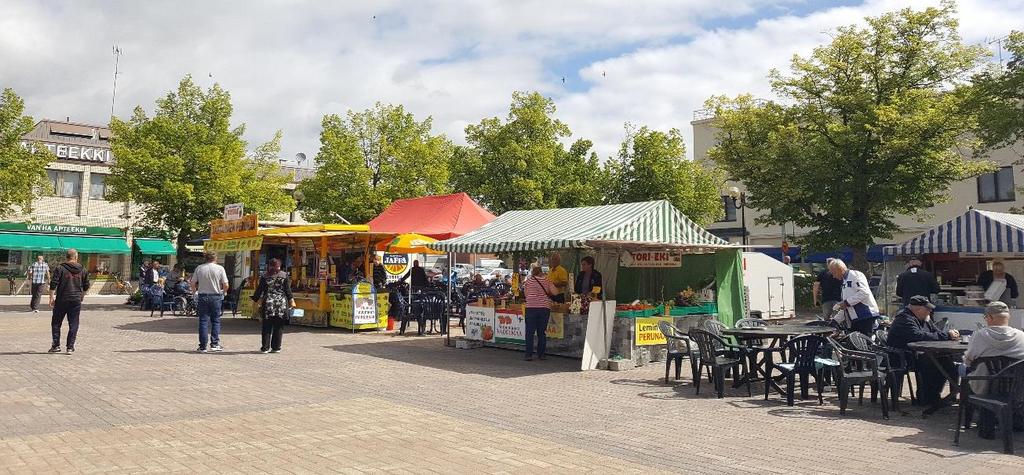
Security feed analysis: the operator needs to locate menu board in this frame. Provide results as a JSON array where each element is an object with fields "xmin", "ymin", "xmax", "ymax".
[{"xmin": 464, "ymin": 306, "xmax": 495, "ymax": 342}]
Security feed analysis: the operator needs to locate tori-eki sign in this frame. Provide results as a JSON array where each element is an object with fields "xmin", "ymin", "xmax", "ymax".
[{"xmin": 619, "ymin": 251, "xmax": 682, "ymax": 268}]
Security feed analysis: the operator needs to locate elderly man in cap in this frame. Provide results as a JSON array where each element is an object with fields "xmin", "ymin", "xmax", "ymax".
[
  {"xmin": 888, "ymin": 295, "xmax": 961, "ymax": 406},
  {"xmin": 962, "ymin": 301, "xmax": 1024, "ymax": 437},
  {"xmin": 828, "ymin": 258, "xmax": 880, "ymax": 335}
]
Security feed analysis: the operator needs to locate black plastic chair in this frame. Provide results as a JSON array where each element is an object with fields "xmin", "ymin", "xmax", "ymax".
[
  {"xmin": 765, "ymin": 335, "xmax": 828, "ymax": 406},
  {"xmin": 827, "ymin": 337, "xmax": 890, "ymax": 419},
  {"xmin": 659, "ymin": 321, "xmax": 699, "ymax": 384},
  {"xmin": 955, "ymin": 357, "xmax": 1024, "ymax": 453},
  {"xmin": 875, "ymin": 328, "xmax": 916, "ymax": 408},
  {"xmin": 689, "ymin": 328, "xmax": 750, "ymax": 398}
]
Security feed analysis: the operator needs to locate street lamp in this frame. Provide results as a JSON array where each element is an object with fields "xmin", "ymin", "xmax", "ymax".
[
  {"xmin": 290, "ymin": 189, "xmax": 304, "ymax": 223},
  {"xmin": 727, "ymin": 186, "xmax": 748, "ymax": 246}
]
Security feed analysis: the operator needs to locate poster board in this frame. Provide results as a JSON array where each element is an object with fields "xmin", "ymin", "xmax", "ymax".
[
  {"xmin": 581, "ymin": 300, "xmax": 616, "ymax": 371},
  {"xmin": 635, "ymin": 317, "xmax": 672, "ymax": 345},
  {"xmin": 351, "ymin": 280, "xmax": 377, "ymax": 325},
  {"xmin": 494, "ymin": 308, "xmax": 525, "ymax": 344},
  {"xmin": 464, "ymin": 306, "xmax": 496, "ymax": 342}
]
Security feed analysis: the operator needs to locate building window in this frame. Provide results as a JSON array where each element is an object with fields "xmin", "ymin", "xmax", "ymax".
[
  {"xmin": 978, "ymin": 166, "xmax": 1016, "ymax": 203},
  {"xmin": 46, "ymin": 170, "xmax": 82, "ymax": 198},
  {"xmin": 89, "ymin": 174, "xmax": 107, "ymax": 200},
  {"xmin": 717, "ymin": 196, "xmax": 738, "ymax": 222}
]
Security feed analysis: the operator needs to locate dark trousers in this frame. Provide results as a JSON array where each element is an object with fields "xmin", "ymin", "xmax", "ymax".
[
  {"xmin": 261, "ymin": 318, "xmax": 284, "ymax": 351},
  {"xmin": 850, "ymin": 316, "xmax": 878, "ymax": 336},
  {"xmin": 197, "ymin": 294, "xmax": 223, "ymax": 349},
  {"xmin": 524, "ymin": 307, "xmax": 550, "ymax": 357},
  {"xmin": 51, "ymin": 300, "xmax": 82, "ymax": 348},
  {"xmin": 30, "ymin": 283, "xmax": 45, "ymax": 310},
  {"xmin": 916, "ymin": 355, "xmax": 957, "ymax": 405}
]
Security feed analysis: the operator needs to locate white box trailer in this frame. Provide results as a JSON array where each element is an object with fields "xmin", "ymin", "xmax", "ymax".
[{"xmin": 742, "ymin": 252, "xmax": 795, "ymax": 320}]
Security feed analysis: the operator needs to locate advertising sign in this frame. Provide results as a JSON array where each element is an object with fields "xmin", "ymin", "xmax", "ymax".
[
  {"xmin": 318, "ymin": 258, "xmax": 329, "ymax": 280},
  {"xmin": 223, "ymin": 203, "xmax": 244, "ymax": 221},
  {"xmin": 619, "ymin": 251, "xmax": 682, "ymax": 268},
  {"xmin": 210, "ymin": 214, "xmax": 259, "ymax": 240},
  {"xmin": 546, "ymin": 312, "xmax": 564, "ymax": 339},
  {"xmin": 635, "ymin": 317, "xmax": 673, "ymax": 346},
  {"xmin": 383, "ymin": 253, "xmax": 409, "ymax": 275},
  {"xmin": 21, "ymin": 141, "xmax": 112, "ymax": 163},
  {"xmin": 494, "ymin": 308, "xmax": 525, "ymax": 344},
  {"xmin": 204, "ymin": 236, "xmax": 263, "ymax": 252},
  {"xmin": 464, "ymin": 306, "xmax": 496, "ymax": 342},
  {"xmin": 351, "ymin": 281, "xmax": 377, "ymax": 325},
  {"xmin": 0, "ymin": 222, "xmax": 123, "ymax": 237}
]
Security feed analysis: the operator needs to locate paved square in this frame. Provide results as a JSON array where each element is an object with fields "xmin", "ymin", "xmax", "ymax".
[{"xmin": 2, "ymin": 296, "xmax": 1023, "ymax": 473}]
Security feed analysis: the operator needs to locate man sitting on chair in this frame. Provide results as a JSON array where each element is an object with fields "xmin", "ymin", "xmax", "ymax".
[{"xmin": 888, "ymin": 295, "xmax": 960, "ymax": 406}]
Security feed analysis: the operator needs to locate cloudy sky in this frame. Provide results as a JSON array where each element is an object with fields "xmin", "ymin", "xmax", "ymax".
[{"xmin": 1, "ymin": 0, "xmax": 1021, "ymax": 163}]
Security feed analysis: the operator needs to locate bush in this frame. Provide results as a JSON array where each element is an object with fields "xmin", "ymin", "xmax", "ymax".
[{"xmin": 794, "ymin": 273, "xmax": 816, "ymax": 311}]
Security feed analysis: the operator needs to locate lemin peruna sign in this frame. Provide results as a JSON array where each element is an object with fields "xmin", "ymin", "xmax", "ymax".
[{"xmin": 0, "ymin": 222, "xmax": 123, "ymax": 237}]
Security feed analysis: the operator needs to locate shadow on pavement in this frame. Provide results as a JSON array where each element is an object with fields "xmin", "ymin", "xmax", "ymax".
[
  {"xmin": 116, "ymin": 317, "xmax": 263, "ymax": 335},
  {"xmin": 325, "ymin": 338, "xmax": 578, "ymax": 379}
]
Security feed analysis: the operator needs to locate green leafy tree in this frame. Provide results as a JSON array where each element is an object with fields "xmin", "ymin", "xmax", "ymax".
[
  {"xmin": 298, "ymin": 103, "xmax": 453, "ymax": 223},
  {"xmin": 604, "ymin": 125, "xmax": 723, "ymax": 225},
  {"xmin": 0, "ymin": 88, "xmax": 51, "ymax": 218},
  {"xmin": 706, "ymin": 2, "xmax": 992, "ymax": 267},
  {"xmin": 555, "ymin": 139, "xmax": 606, "ymax": 208},
  {"xmin": 973, "ymin": 31, "xmax": 1024, "ymax": 156},
  {"xmin": 107, "ymin": 76, "xmax": 294, "ymax": 258},
  {"xmin": 455, "ymin": 91, "xmax": 573, "ymax": 214}
]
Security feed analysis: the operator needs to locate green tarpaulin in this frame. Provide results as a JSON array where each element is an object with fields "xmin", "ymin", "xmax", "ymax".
[
  {"xmin": 135, "ymin": 238, "xmax": 176, "ymax": 255},
  {"xmin": 0, "ymin": 233, "xmax": 64, "ymax": 251},
  {"xmin": 59, "ymin": 236, "xmax": 131, "ymax": 254}
]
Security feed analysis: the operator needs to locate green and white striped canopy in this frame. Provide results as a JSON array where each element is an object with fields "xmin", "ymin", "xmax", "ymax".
[{"xmin": 430, "ymin": 200, "xmax": 731, "ymax": 254}]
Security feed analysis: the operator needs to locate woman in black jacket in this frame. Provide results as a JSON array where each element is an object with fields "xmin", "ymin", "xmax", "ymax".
[{"xmin": 251, "ymin": 258, "xmax": 294, "ymax": 353}]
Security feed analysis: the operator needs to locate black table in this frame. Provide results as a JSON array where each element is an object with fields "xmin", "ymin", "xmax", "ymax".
[
  {"xmin": 722, "ymin": 325, "xmax": 835, "ymax": 396},
  {"xmin": 907, "ymin": 340, "xmax": 967, "ymax": 416}
]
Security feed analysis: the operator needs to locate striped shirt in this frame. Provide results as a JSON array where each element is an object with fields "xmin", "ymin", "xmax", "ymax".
[
  {"xmin": 29, "ymin": 261, "xmax": 50, "ymax": 284},
  {"xmin": 524, "ymin": 275, "xmax": 557, "ymax": 309}
]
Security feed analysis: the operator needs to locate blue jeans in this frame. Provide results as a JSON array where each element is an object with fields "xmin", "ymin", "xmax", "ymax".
[
  {"xmin": 197, "ymin": 294, "xmax": 223, "ymax": 349},
  {"xmin": 524, "ymin": 307, "xmax": 550, "ymax": 357}
]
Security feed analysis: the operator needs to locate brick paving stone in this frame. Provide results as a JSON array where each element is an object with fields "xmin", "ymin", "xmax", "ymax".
[{"xmin": 2, "ymin": 297, "xmax": 1024, "ymax": 473}]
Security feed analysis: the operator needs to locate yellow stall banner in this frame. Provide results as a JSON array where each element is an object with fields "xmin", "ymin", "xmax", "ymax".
[
  {"xmin": 635, "ymin": 317, "xmax": 672, "ymax": 346},
  {"xmin": 204, "ymin": 236, "xmax": 263, "ymax": 253},
  {"xmin": 546, "ymin": 312, "xmax": 564, "ymax": 339}
]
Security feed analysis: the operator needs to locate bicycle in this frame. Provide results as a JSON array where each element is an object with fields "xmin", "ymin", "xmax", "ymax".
[{"xmin": 111, "ymin": 272, "xmax": 135, "ymax": 296}]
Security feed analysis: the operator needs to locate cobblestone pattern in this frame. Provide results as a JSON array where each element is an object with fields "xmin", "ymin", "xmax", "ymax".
[{"xmin": 1, "ymin": 296, "xmax": 1023, "ymax": 474}]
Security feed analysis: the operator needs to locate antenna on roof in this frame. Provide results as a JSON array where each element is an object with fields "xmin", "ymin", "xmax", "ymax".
[
  {"xmin": 111, "ymin": 45, "xmax": 123, "ymax": 120},
  {"xmin": 295, "ymin": 152, "xmax": 307, "ymax": 167}
]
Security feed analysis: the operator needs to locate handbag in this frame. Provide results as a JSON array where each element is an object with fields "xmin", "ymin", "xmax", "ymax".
[{"xmin": 532, "ymin": 276, "xmax": 563, "ymax": 303}]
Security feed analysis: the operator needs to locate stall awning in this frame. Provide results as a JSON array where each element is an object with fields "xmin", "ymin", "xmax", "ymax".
[
  {"xmin": 886, "ymin": 209, "xmax": 1024, "ymax": 256},
  {"xmin": 431, "ymin": 200, "xmax": 730, "ymax": 254},
  {"xmin": 0, "ymin": 233, "xmax": 64, "ymax": 251},
  {"xmin": 367, "ymin": 192, "xmax": 496, "ymax": 240},
  {"xmin": 59, "ymin": 236, "xmax": 131, "ymax": 254},
  {"xmin": 135, "ymin": 238, "xmax": 176, "ymax": 255}
]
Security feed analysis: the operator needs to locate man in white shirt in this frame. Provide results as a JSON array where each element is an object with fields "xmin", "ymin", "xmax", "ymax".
[
  {"xmin": 189, "ymin": 251, "xmax": 229, "ymax": 353},
  {"xmin": 27, "ymin": 255, "xmax": 51, "ymax": 313},
  {"xmin": 829, "ymin": 258, "xmax": 880, "ymax": 335}
]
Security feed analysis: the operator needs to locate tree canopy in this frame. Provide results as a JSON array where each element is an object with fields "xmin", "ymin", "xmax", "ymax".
[
  {"xmin": 603, "ymin": 125, "xmax": 723, "ymax": 225},
  {"xmin": 706, "ymin": 2, "xmax": 992, "ymax": 266},
  {"xmin": 0, "ymin": 87, "xmax": 51, "ymax": 218},
  {"xmin": 973, "ymin": 31, "xmax": 1024, "ymax": 156},
  {"xmin": 298, "ymin": 103, "xmax": 453, "ymax": 224},
  {"xmin": 107, "ymin": 76, "xmax": 293, "ymax": 255}
]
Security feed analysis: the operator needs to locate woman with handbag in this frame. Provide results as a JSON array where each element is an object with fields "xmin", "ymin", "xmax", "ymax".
[
  {"xmin": 523, "ymin": 264, "xmax": 558, "ymax": 361},
  {"xmin": 251, "ymin": 258, "xmax": 294, "ymax": 354}
]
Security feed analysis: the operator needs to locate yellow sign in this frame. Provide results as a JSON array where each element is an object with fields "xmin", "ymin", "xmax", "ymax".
[
  {"xmin": 546, "ymin": 312, "xmax": 564, "ymax": 339},
  {"xmin": 210, "ymin": 214, "xmax": 259, "ymax": 240},
  {"xmin": 204, "ymin": 236, "xmax": 263, "ymax": 252},
  {"xmin": 635, "ymin": 317, "xmax": 672, "ymax": 346}
]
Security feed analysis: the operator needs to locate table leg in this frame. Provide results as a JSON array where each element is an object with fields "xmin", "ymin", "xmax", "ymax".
[{"xmin": 921, "ymin": 352, "xmax": 958, "ymax": 417}]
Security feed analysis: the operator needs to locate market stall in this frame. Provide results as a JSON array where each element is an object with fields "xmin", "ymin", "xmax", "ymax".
[
  {"xmin": 431, "ymin": 200, "xmax": 746, "ymax": 369},
  {"xmin": 204, "ymin": 217, "xmax": 393, "ymax": 329},
  {"xmin": 883, "ymin": 209, "xmax": 1024, "ymax": 330}
]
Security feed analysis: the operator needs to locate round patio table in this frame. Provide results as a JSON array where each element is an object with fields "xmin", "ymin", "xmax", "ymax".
[
  {"xmin": 907, "ymin": 340, "xmax": 967, "ymax": 416},
  {"xmin": 722, "ymin": 325, "xmax": 836, "ymax": 395}
]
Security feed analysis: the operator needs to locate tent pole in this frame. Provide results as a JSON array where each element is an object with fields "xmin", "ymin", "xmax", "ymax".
[{"xmin": 446, "ymin": 252, "xmax": 452, "ymax": 346}]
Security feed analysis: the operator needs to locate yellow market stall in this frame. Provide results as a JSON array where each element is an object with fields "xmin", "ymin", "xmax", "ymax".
[{"xmin": 204, "ymin": 218, "xmax": 392, "ymax": 329}]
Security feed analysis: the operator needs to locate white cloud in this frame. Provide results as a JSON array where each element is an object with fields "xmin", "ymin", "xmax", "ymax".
[{"xmin": 1, "ymin": 0, "xmax": 1021, "ymax": 165}]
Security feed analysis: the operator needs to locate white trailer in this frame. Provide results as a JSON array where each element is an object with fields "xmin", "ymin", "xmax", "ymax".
[{"xmin": 742, "ymin": 252, "xmax": 795, "ymax": 320}]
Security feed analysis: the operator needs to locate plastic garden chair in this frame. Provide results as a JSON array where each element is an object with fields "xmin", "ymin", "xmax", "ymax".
[
  {"xmin": 688, "ymin": 328, "xmax": 750, "ymax": 398},
  {"xmin": 955, "ymin": 357, "xmax": 1024, "ymax": 453},
  {"xmin": 658, "ymin": 321, "xmax": 699, "ymax": 384},
  {"xmin": 764, "ymin": 335, "xmax": 828, "ymax": 406},
  {"xmin": 875, "ymin": 328, "xmax": 916, "ymax": 409},
  {"xmin": 827, "ymin": 336, "xmax": 890, "ymax": 419}
]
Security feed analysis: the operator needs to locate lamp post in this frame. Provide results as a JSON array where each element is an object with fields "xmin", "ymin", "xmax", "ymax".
[{"xmin": 727, "ymin": 186, "xmax": 748, "ymax": 246}]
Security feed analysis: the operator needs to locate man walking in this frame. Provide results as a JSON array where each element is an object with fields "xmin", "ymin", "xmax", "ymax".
[
  {"xmin": 189, "ymin": 251, "xmax": 229, "ymax": 353},
  {"xmin": 28, "ymin": 255, "xmax": 50, "ymax": 313},
  {"xmin": 48, "ymin": 249, "xmax": 90, "ymax": 354}
]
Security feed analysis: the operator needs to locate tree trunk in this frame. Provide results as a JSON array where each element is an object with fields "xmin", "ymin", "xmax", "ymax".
[
  {"xmin": 851, "ymin": 246, "xmax": 869, "ymax": 272},
  {"xmin": 177, "ymin": 232, "xmax": 191, "ymax": 262}
]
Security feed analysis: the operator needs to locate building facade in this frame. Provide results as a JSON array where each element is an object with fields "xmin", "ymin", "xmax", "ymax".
[{"xmin": 692, "ymin": 115, "xmax": 1024, "ymax": 261}]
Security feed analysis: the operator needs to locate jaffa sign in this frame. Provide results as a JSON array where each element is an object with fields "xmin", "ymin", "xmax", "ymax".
[{"xmin": 20, "ymin": 141, "xmax": 112, "ymax": 163}]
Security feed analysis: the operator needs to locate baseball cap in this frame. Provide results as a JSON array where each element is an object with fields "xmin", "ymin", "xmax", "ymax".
[
  {"xmin": 985, "ymin": 301, "xmax": 1010, "ymax": 316},
  {"xmin": 908, "ymin": 295, "xmax": 936, "ymax": 309}
]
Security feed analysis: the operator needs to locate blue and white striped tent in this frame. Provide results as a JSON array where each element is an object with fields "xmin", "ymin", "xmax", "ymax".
[{"xmin": 885, "ymin": 209, "xmax": 1024, "ymax": 256}]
